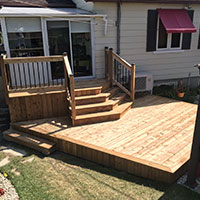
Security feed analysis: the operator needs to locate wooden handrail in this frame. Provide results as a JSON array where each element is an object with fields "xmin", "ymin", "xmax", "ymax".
[
  {"xmin": 106, "ymin": 47, "xmax": 135, "ymax": 102},
  {"xmin": 112, "ymin": 51, "xmax": 132, "ymax": 71},
  {"xmin": 63, "ymin": 55, "xmax": 73, "ymax": 76},
  {"xmin": 63, "ymin": 53, "xmax": 76, "ymax": 123},
  {"xmin": 4, "ymin": 55, "xmax": 63, "ymax": 64}
]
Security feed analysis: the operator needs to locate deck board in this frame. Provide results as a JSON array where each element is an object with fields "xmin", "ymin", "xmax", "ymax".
[{"xmin": 13, "ymin": 95, "xmax": 197, "ymax": 183}]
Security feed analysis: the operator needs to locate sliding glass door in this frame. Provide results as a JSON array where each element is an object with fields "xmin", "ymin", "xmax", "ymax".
[
  {"xmin": 47, "ymin": 21, "xmax": 70, "ymax": 79},
  {"xmin": 71, "ymin": 21, "xmax": 92, "ymax": 77},
  {"xmin": 46, "ymin": 19, "xmax": 93, "ymax": 79}
]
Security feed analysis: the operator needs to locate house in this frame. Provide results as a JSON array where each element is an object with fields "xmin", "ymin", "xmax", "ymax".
[
  {"xmin": 1, "ymin": 0, "xmax": 200, "ymax": 183},
  {"xmin": 87, "ymin": 0, "xmax": 200, "ymax": 86},
  {"xmin": 0, "ymin": 0, "xmax": 104, "ymax": 105},
  {"xmin": 0, "ymin": 0, "xmax": 199, "ymax": 95}
]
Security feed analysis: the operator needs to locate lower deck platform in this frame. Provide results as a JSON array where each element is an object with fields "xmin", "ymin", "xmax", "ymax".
[{"xmin": 12, "ymin": 95, "xmax": 197, "ymax": 183}]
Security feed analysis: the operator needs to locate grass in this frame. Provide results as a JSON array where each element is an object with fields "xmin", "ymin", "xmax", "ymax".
[{"xmin": 0, "ymin": 145, "xmax": 200, "ymax": 200}]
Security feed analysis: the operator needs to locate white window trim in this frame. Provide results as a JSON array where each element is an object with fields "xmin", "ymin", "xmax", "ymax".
[
  {"xmin": 156, "ymin": 17, "xmax": 184, "ymax": 52},
  {"xmin": 0, "ymin": 17, "xmax": 10, "ymax": 57}
]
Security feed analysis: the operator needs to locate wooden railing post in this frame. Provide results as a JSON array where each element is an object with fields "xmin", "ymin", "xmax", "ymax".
[
  {"xmin": 105, "ymin": 47, "xmax": 109, "ymax": 79},
  {"xmin": 0, "ymin": 54, "xmax": 9, "ymax": 103},
  {"xmin": 109, "ymin": 48, "xmax": 113, "ymax": 86},
  {"xmin": 63, "ymin": 52, "xmax": 76, "ymax": 125},
  {"xmin": 131, "ymin": 64, "xmax": 135, "ymax": 102},
  {"xmin": 69, "ymin": 75, "xmax": 76, "ymax": 122}
]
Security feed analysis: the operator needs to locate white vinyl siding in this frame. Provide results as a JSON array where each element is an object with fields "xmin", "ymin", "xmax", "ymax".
[
  {"xmin": 93, "ymin": 2, "xmax": 200, "ymax": 80},
  {"xmin": 93, "ymin": 3, "xmax": 117, "ymax": 78}
]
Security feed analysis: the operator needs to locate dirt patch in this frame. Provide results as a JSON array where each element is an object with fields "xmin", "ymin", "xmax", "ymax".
[
  {"xmin": 22, "ymin": 157, "xmax": 34, "ymax": 164},
  {"xmin": 0, "ymin": 157, "xmax": 10, "ymax": 167},
  {"xmin": 0, "ymin": 146, "xmax": 27, "ymax": 157},
  {"xmin": 11, "ymin": 168, "xmax": 20, "ymax": 176}
]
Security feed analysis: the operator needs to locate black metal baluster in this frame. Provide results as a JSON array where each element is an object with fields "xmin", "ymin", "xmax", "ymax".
[
  {"xmin": 37, "ymin": 62, "xmax": 41, "ymax": 87},
  {"xmin": 126, "ymin": 67, "xmax": 128, "ymax": 89},
  {"xmin": 56, "ymin": 62, "xmax": 59, "ymax": 86},
  {"xmin": 17, "ymin": 63, "xmax": 22, "ymax": 89},
  {"xmin": 122, "ymin": 65, "xmax": 125, "ymax": 86},
  {"xmin": 41, "ymin": 62, "xmax": 45, "ymax": 86},
  {"xmin": 46, "ymin": 62, "xmax": 50, "ymax": 86},
  {"xmin": 12, "ymin": 64, "xmax": 17, "ymax": 89},
  {"xmin": 6, "ymin": 64, "xmax": 12, "ymax": 89},
  {"xmin": 120, "ymin": 63, "xmax": 123, "ymax": 85},
  {"xmin": 32, "ymin": 62, "xmax": 37, "ymax": 87},
  {"xmin": 117, "ymin": 61, "xmax": 119, "ymax": 82},
  {"xmin": 51, "ymin": 62, "xmax": 54, "ymax": 86},
  {"xmin": 28, "ymin": 63, "xmax": 32, "ymax": 88},
  {"xmin": 22, "ymin": 63, "xmax": 27, "ymax": 88}
]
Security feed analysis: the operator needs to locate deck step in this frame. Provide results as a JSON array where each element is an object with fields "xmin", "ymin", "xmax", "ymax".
[
  {"xmin": 3, "ymin": 129, "xmax": 56, "ymax": 155},
  {"xmin": 75, "ymin": 87, "xmax": 102, "ymax": 97},
  {"xmin": 75, "ymin": 87, "xmax": 119, "ymax": 105},
  {"xmin": 73, "ymin": 98, "xmax": 133, "ymax": 126},
  {"xmin": 76, "ymin": 92, "xmax": 127, "ymax": 115}
]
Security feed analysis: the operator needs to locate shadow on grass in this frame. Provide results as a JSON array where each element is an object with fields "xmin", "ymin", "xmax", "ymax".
[
  {"xmin": 50, "ymin": 151, "xmax": 169, "ymax": 197},
  {"xmin": 49, "ymin": 151, "xmax": 200, "ymax": 200},
  {"xmin": 1, "ymin": 135, "xmax": 200, "ymax": 200}
]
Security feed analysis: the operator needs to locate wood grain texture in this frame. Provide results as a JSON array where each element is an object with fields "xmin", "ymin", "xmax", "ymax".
[
  {"xmin": 3, "ymin": 129, "xmax": 56, "ymax": 155},
  {"xmin": 4, "ymin": 55, "xmax": 63, "ymax": 64},
  {"xmin": 9, "ymin": 92, "xmax": 67, "ymax": 122},
  {"xmin": 12, "ymin": 95, "xmax": 197, "ymax": 183}
]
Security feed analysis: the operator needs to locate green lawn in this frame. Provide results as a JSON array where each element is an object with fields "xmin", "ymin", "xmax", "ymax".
[{"xmin": 0, "ymin": 145, "xmax": 200, "ymax": 200}]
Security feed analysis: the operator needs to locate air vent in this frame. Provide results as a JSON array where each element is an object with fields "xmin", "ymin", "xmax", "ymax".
[
  {"xmin": 135, "ymin": 73, "xmax": 153, "ymax": 93},
  {"xmin": 135, "ymin": 77, "xmax": 146, "ymax": 90}
]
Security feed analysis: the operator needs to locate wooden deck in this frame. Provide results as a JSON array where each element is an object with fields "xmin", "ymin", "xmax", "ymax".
[{"xmin": 11, "ymin": 95, "xmax": 197, "ymax": 183}]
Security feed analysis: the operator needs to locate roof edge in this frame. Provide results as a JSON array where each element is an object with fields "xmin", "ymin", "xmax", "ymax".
[{"xmin": 86, "ymin": 0, "xmax": 200, "ymax": 4}]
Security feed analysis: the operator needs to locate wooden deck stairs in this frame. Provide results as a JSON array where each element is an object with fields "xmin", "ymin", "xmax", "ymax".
[
  {"xmin": 3, "ymin": 129, "xmax": 56, "ymax": 155},
  {"xmin": 3, "ymin": 83, "xmax": 133, "ymax": 155},
  {"xmin": 1, "ymin": 49, "xmax": 136, "ymax": 155},
  {"xmin": 73, "ymin": 85, "xmax": 133, "ymax": 126}
]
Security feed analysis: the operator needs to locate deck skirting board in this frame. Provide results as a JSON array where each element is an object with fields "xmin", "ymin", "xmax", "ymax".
[{"xmin": 56, "ymin": 136, "xmax": 184, "ymax": 184}]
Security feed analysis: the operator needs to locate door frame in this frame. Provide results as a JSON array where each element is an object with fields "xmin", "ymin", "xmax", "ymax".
[{"xmin": 41, "ymin": 17, "xmax": 95, "ymax": 79}]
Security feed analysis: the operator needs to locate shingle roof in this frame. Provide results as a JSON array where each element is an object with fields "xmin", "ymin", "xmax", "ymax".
[
  {"xmin": 86, "ymin": 0, "xmax": 200, "ymax": 4},
  {"xmin": 0, "ymin": 0, "xmax": 76, "ymax": 8}
]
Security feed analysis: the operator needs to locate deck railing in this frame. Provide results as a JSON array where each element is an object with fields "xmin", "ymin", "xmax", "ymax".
[
  {"xmin": 1, "ymin": 55, "xmax": 65, "ymax": 91},
  {"xmin": 105, "ymin": 47, "xmax": 135, "ymax": 101},
  {"xmin": 0, "ymin": 53, "xmax": 76, "ymax": 123}
]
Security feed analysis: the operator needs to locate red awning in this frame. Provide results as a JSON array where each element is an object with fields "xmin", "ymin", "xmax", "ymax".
[{"xmin": 158, "ymin": 9, "xmax": 197, "ymax": 33}]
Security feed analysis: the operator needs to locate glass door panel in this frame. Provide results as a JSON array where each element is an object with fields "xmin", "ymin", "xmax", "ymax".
[
  {"xmin": 71, "ymin": 21, "xmax": 92, "ymax": 77},
  {"xmin": 47, "ymin": 21, "xmax": 71, "ymax": 79}
]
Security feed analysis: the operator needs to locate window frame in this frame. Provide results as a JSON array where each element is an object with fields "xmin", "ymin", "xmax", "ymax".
[{"xmin": 156, "ymin": 16, "xmax": 183, "ymax": 51}]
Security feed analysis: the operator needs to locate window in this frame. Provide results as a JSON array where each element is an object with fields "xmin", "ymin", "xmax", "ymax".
[
  {"xmin": 146, "ymin": 9, "xmax": 195, "ymax": 52},
  {"xmin": 6, "ymin": 18, "xmax": 44, "ymax": 57},
  {"xmin": 157, "ymin": 18, "xmax": 183, "ymax": 50}
]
